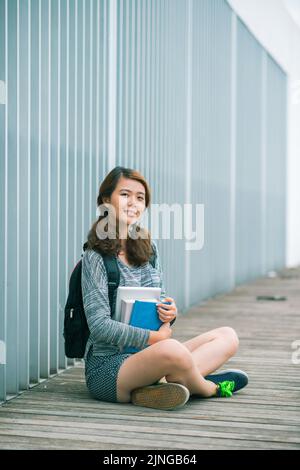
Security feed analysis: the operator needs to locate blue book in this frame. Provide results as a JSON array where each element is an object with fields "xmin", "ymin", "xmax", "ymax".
[{"xmin": 123, "ymin": 300, "xmax": 166, "ymax": 354}]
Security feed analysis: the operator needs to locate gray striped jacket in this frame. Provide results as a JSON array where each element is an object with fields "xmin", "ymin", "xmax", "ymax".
[{"xmin": 81, "ymin": 240, "xmax": 167, "ymax": 358}]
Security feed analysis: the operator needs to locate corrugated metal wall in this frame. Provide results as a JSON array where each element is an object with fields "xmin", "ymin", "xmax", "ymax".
[
  {"xmin": 0, "ymin": 0, "xmax": 111, "ymax": 402},
  {"xmin": 189, "ymin": 0, "xmax": 232, "ymax": 304},
  {"xmin": 0, "ymin": 0, "xmax": 287, "ymax": 402},
  {"xmin": 235, "ymin": 19, "xmax": 264, "ymax": 284},
  {"xmin": 265, "ymin": 56, "xmax": 287, "ymax": 273}
]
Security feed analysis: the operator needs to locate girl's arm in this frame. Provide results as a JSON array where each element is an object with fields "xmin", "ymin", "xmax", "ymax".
[{"xmin": 82, "ymin": 249, "xmax": 151, "ymax": 350}]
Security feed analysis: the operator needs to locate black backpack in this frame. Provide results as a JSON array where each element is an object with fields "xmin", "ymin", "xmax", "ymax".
[{"xmin": 63, "ymin": 244, "xmax": 156, "ymax": 358}]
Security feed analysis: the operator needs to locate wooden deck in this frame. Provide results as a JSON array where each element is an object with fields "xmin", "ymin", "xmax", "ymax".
[{"xmin": 1, "ymin": 267, "xmax": 300, "ymax": 450}]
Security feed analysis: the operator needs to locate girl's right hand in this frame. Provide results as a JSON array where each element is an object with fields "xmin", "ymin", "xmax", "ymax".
[
  {"xmin": 147, "ymin": 322, "xmax": 172, "ymax": 346},
  {"xmin": 158, "ymin": 322, "xmax": 172, "ymax": 341}
]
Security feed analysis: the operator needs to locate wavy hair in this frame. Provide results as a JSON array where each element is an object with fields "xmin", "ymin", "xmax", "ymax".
[{"xmin": 85, "ymin": 166, "xmax": 154, "ymax": 267}]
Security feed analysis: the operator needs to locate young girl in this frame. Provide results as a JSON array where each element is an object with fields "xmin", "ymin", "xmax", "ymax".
[{"xmin": 82, "ymin": 166, "xmax": 248, "ymax": 411}]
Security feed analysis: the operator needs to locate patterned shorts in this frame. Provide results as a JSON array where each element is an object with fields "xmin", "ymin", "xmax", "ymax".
[{"xmin": 85, "ymin": 345, "xmax": 133, "ymax": 403}]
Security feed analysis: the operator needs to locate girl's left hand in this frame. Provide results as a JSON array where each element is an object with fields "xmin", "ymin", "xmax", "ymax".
[{"xmin": 157, "ymin": 297, "xmax": 177, "ymax": 323}]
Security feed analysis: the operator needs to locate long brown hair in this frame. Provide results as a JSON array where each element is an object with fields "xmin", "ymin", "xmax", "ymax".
[{"xmin": 85, "ymin": 166, "xmax": 154, "ymax": 267}]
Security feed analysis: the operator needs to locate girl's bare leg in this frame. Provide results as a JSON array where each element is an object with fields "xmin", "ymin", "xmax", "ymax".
[
  {"xmin": 159, "ymin": 327, "xmax": 239, "ymax": 383},
  {"xmin": 182, "ymin": 326, "xmax": 239, "ymax": 376},
  {"xmin": 116, "ymin": 339, "xmax": 218, "ymax": 402}
]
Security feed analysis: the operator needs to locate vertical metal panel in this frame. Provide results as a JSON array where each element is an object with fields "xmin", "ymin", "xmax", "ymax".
[
  {"xmin": 189, "ymin": 0, "xmax": 232, "ymax": 305},
  {"xmin": 163, "ymin": 0, "xmax": 189, "ymax": 310},
  {"xmin": 58, "ymin": 0, "xmax": 67, "ymax": 369},
  {"xmin": 265, "ymin": 56, "xmax": 287, "ymax": 272},
  {"xmin": 144, "ymin": 0, "xmax": 150, "ymax": 177},
  {"xmin": 107, "ymin": 0, "xmax": 116, "ymax": 171},
  {"xmin": 50, "ymin": 0, "xmax": 59, "ymax": 374},
  {"xmin": 40, "ymin": 0, "xmax": 50, "ymax": 378},
  {"xmin": 80, "ymin": 0, "xmax": 86, "ymax": 247},
  {"xmin": 56, "ymin": 0, "xmax": 63, "ymax": 369},
  {"xmin": 0, "ymin": 0, "xmax": 109, "ymax": 402},
  {"xmin": 235, "ymin": 19, "xmax": 263, "ymax": 285},
  {"xmin": 0, "ymin": 0, "xmax": 6, "ymax": 402},
  {"xmin": 184, "ymin": 0, "xmax": 193, "ymax": 309},
  {"xmin": 91, "ymin": 0, "xmax": 98, "ymax": 219},
  {"xmin": 6, "ymin": 0, "xmax": 19, "ymax": 395},
  {"xmin": 88, "ymin": 0, "xmax": 93, "ymax": 225},
  {"xmin": 19, "ymin": 0, "xmax": 30, "ymax": 388},
  {"xmin": 29, "ymin": 0, "xmax": 40, "ymax": 384},
  {"xmin": 260, "ymin": 51, "xmax": 267, "ymax": 277},
  {"xmin": 95, "ymin": 0, "xmax": 100, "ymax": 198},
  {"xmin": 83, "ymin": 0, "xmax": 90, "ymax": 236},
  {"xmin": 229, "ymin": 11, "xmax": 237, "ymax": 290},
  {"xmin": 68, "ymin": 0, "xmax": 75, "ymax": 278},
  {"xmin": 82, "ymin": 1, "xmax": 90, "ymax": 268}
]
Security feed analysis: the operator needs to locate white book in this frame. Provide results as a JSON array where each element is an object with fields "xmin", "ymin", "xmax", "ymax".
[
  {"xmin": 115, "ymin": 287, "xmax": 161, "ymax": 322},
  {"xmin": 120, "ymin": 298, "xmax": 159, "ymax": 324},
  {"xmin": 120, "ymin": 299, "xmax": 135, "ymax": 324}
]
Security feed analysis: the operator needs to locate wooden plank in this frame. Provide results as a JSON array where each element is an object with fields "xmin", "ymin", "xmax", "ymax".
[
  {"xmin": 0, "ymin": 434, "xmax": 141, "ymax": 450},
  {"xmin": 0, "ymin": 430, "xmax": 299, "ymax": 450},
  {"xmin": 0, "ymin": 409, "xmax": 299, "ymax": 429},
  {"xmin": 1, "ymin": 406, "xmax": 299, "ymax": 430},
  {"xmin": 0, "ymin": 416, "xmax": 299, "ymax": 441},
  {"xmin": 0, "ymin": 424, "xmax": 300, "ymax": 449}
]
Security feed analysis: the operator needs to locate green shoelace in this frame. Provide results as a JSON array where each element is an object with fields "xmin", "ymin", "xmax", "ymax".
[{"xmin": 217, "ymin": 380, "xmax": 235, "ymax": 397}]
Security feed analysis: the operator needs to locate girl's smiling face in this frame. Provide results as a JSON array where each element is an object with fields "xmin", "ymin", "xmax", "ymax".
[{"xmin": 104, "ymin": 176, "xmax": 147, "ymax": 226}]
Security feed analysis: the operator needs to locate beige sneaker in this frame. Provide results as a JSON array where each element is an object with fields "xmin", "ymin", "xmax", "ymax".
[{"xmin": 131, "ymin": 382, "xmax": 190, "ymax": 411}]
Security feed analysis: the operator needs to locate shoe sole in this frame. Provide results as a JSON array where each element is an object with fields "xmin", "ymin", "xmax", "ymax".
[{"xmin": 131, "ymin": 383, "xmax": 190, "ymax": 411}]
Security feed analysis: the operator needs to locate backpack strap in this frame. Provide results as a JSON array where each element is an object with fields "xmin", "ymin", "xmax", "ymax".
[
  {"xmin": 149, "ymin": 242, "xmax": 157, "ymax": 268},
  {"xmin": 101, "ymin": 255, "xmax": 120, "ymax": 315},
  {"xmin": 81, "ymin": 243, "xmax": 120, "ymax": 314}
]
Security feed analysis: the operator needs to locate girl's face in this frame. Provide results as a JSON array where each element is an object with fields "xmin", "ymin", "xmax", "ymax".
[{"xmin": 105, "ymin": 176, "xmax": 146, "ymax": 226}]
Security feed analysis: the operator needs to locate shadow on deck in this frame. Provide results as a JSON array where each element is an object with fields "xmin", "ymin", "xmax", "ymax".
[{"xmin": 1, "ymin": 267, "xmax": 300, "ymax": 450}]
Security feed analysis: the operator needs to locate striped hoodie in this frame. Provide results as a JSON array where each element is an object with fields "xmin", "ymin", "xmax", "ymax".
[{"xmin": 81, "ymin": 240, "xmax": 167, "ymax": 358}]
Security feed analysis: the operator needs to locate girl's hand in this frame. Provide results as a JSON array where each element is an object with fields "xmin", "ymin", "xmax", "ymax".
[
  {"xmin": 157, "ymin": 322, "xmax": 172, "ymax": 340},
  {"xmin": 157, "ymin": 297, "xmax": 177, "ymax": 323}
]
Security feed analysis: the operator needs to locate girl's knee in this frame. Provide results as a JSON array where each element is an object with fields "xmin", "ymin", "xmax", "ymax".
[
  {"xmin": 159, "ymin": 339, "xmax": 194, "ymax": 371},
  {"xmin": 219, "ymin": 327, "xmax": 239, "ymax": 354}
]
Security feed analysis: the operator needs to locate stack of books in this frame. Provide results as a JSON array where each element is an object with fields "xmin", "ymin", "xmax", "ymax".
[{"xmin": 120, "ymin": 298, "xmax": 171, "ymax": 354}]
